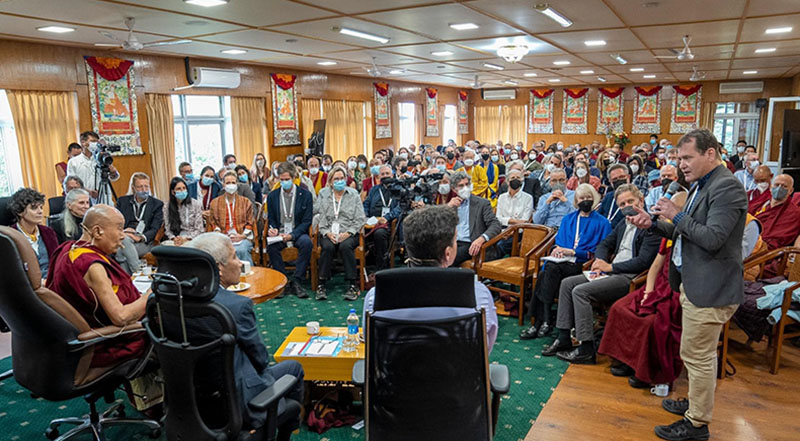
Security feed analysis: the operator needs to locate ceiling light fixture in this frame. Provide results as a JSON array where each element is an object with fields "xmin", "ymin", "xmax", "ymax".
[
  {"xmin": 548, "ymin": 78, "xmax": 561, "ymax": 82},
  {"xmin": 597, "ymin": 76, "xmax": 607, "ymax": 82},
  {"xmin": 430, "ymin": 50, "xmax": 453, "ymax": 56},
  {"xmin": 743, "ymin": 70, "xmax": 758, "ymax": 75},
  {"xmin": 629, "ymin": 67, "xmax": 644, "ymax": 72},
  {"xmin": 765, "ymin": 27, "xmax": 792, "ymax": 34},
  {"xmin": 184, "ymin": 0, "xmax": 229, "ymax": 7},
  {"xmin": 483, "ymin": 63, "xmax": 505, "ymax": 70},
  {"xmin": 611, "ymin": 53, "xmax": 627, "ymax": 64},
  {"xmin": 220, "ymin": 49, "xmax": 247, "ymax": 55},
  {"xmin": 450, "ymin": 23, "xmax": 479, "ymax": 31},
  {"xmin": 755, "ymin": 47, "xmax": 776, "ymax": 53},
  {"xmin": 317, "ymin": 61, "xmax": 337, "ymax": 66},
  {"xmin": 37, "ymin": 25, "xmax": 75, "ymax": 33},
  {"xmin": 643, "ymin": 74, "xmax": 656, "ymax": 78},
  {"xmin": 524, "ymin": 73, "xmax": 538, "ymax": 77},
  {"xmin": 504, "ymin": 80, "xmax": 518, "ymax": 85},
  {"xmin": 497, "ymin": 45, "xmax": 530, "ymax": 63},
  {"xmin": 334, "ymin": 27, "xmax": 390, "ymax": 44},
  {"xmin": 389, "ymin": 69, "xmax": 405, "ymax": 75},
  {"xmin": 584, "ymin": 40, "xmax": 606, "ymax": 46},
  {"xmin": 553, "ymin": 60, "xmax": 570, "ymax": 65},
  {"xmin": 534, "ymin": 4, "xmax": 573, "ymax": 28},
  {"xmin": 579, "ymin": 69, "xmax": 594, "ymax": 74}
]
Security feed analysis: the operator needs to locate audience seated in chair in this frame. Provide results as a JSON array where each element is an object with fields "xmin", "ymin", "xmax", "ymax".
[
  {"xmin": 116, "ymin": 172, "xmax": 164, "ymax": 258},
  {"xmin": 363, "ymin": 165, "xmax": 402, "ymax": 270},
  {"xmin": 532, "ymin": 168, "xmax": 575, "ymax": 229},
  {"xmin": 754, "ymin": 174, "xmax": 800, "ymax": 252},
  {"xmin": 198, "ymin": 165, "xmax": 222, "ymax": 216},
  {"xmin": 49, "ymin": 175, "xmax": 85, "ymax": 216},
  {"xmin": 499, "ymin": 159, "xmax": 543, "ymax": 207},
  {"xmin": 495, "ymin": 169, "xmax": 534, "ymax": 255},
  {"xmin": 209, "ymin": 171, "xmax": 256, "ymax": 265},
  {"xmin": 644, "ymin": 165, "xmax": 679, "ymax": 210},
  {"xmin": 521, "ymin": 184, "xmax": 611, "ymax": 340},
  {"xmin": 46, "ymin": 205, "xmax": 148, "ymax": 368},
  {"xmin": 447, "ymin": 170, "xmax": 502, "ymax": 267},
  {"xmin": 9, "ymin": 187, "xmax": 59, "ymax": 279},
  {"xmin": 597, "ymin": 164, "xmax": 632, "ymax": 229},
  {"xmin": 545, "ymin": 184, "xmax": 660, "ymax": 364},
  {"xmin": 746, "ymin": 165, "xmax": 773, "ymax": 215},
  {"xmin": 457, "ymin": 149, "xmax": 490, "ymax": 201},
  {"xmin": 161, "ymin": 176, "xmax": 204, "ymax": 246}
]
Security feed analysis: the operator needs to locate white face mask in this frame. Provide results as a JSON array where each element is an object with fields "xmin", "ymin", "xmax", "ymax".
[
  {"xmin": 630, "ymin": 163, "xmax": 640, "ymax": 174},
  {"xmin": 88, "ymin": 142, "xmax": 99, "ymax": 153},
  {"xmin": 347, "ymin": 161, "xmax": 357, "ymax": 170},
  {"xmin": 737, "ymin": 146, "xmax": 745, "ymax": 153},
  {"xmin": 399, "ymin": 153, "xmax": 408, "ymax": 159},
  {"xmin": 224, "ymin": 183, "xmax": 238, "ymax": 194},
  {"xmin": 256, "ymin": 159, "xmax": 265, "ymax": 168},
  {"xmin": 510, "ymin": 153, "xmax": 519, "ymax": 160},
  {"xmin": 546, "ymin": 163, "xmax": 555, "ymax": 172},
  {"xmin": 576, "ymin": 168, "xmax": 588, "ymax": 178},
  {"xmin": 438, "ymin": 183, "xmax": 451, "ymax": 195},
  {"xmin": 756, "ymin": 182, "xmax": 769, "ymax": 193},
  {"xmin": 749, "ymin": 160, "xmax": 759, "ymax": 170},
  {"xmin": 464, "ymin": 158, "xmax": 474, "ymax": 167},
  {"xmin": 309, "ymin": 167, "xmax": 319, "ymax": 175},
  {"xmin": 323, "ymin": 165, "xmax": 332, "ymax": 172},
  {"xmin": 457, "ymin": 185, "xmax": 472, "ymax": 200},
  {"xmin": 227, "ymin": 162, "xmax": 237, "ymax": 170}
]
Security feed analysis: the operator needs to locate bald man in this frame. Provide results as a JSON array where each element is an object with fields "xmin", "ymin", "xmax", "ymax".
[
  {"xmin": 754, "ymin": 174, "xmax": 800, "ymax": 250},
  {"xmin": 747, "ymin": 165, "xmax": 773, "ymax": 215},
  {"xmin": 47, "ymin": 205, "xmax": 148, "ymax": 367}
]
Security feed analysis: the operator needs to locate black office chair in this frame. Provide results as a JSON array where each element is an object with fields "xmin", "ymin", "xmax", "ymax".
[
  {"xmin": 144, "ymin": 245, "xmax": 300, "ymax": 441},
  {"xmin": 49, "ymin": 196, "xmax": 66, "ymax": 217},
  {"xmin": 354, "ymin": 267, "xmax": 510, "ymax": 440},
  {"xmin": 0, "ymin": 226, "xmax": 160, "ymax": 440},
  {"xmin": 0, "ymin": 197, "xmax": 13, "ymax": 379}
]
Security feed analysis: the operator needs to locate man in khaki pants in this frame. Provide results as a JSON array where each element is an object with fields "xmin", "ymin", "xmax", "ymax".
[{"xmin": 629, "ymin": 129, "xmax": 746, "ymax": 441}]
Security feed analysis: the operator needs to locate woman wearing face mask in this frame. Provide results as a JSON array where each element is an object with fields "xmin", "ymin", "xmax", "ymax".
[
  {"xmin": 162, "ymin": 177, "xmax": 204, "ymax": 246},
  {"xmin": 236, "ymin": 164, "xmax": 261, "ymax": 204},
  {"xmin": 331, "ymin": 160, "xmax": 358, "ymax": 189},
  {"xmin": 567, "ymin": 161, "xmax": 602, "ymax": 192},
  {"xmin": 431, "ymin": 172, "xmax": 455, "ymax": 205},
  {"xmin": 208, "ymin": 171, "xmax": 255, "ymax": 265},
  {"xmin": 626, "ymin": 156, "xmax": 650, "ymax": 197},
  {"xmin": 199, "ymin": 165, "xmax": 222, "ymax": 220},
  {"xmin": 361, "ymin": 158, "xmax": 383, "ymax": 200},
  {"xmin": 520, "ymin": 184, "xmax": 612, "ymax": 340},
  {"xmin": 250, "ymin": 153, "xmax": 270, "ymax": 198},
  {"xmin": 596, "ymin": 150, "xmax": 617, "ymax": 187},
  {"xmin": 353, "ymin": 154, "xmax": 369, "ymax": 192}
]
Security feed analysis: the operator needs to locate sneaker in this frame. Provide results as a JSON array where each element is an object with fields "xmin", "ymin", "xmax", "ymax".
[
  {"xmin": 662, "ymin": 398, "xmax": 690, "ymax": 416},
  {"xmin": 654, "ymin": 418, "xmax": 709, "ymax": 441},
  {"xmin": 343, "ymin": 284, "xmax": 360, "ymax": 301},
  {"xmin": 292, "ymin": 279, "xmax": 308, "ymax": 299},
  {"xmin": 315, "ymin": 283, "xmax": 327, "ymax": 301}
]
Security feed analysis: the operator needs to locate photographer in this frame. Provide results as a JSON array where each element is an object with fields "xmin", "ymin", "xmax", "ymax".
[{"xmin": 67, "ymin": 131, "xmax": 120, "ymax": 204}]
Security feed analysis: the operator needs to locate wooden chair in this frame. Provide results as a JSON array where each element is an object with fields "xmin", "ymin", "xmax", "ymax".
[
  {"xmin": 262, "ymin": 224, "xmax": 318, "ymax": 289},
  {"xmin": 474, "ymin": 224, "xmax": 555, "ymax": 325},
  {"xmin": 310, "ymin": 224, "xmax": 369, "ymax": 291}
]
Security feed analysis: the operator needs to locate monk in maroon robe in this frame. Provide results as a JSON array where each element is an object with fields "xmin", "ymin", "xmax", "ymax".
[
  {"xmin": 746, "ymin": 165, "xmax": 772, "ymax": 215},
  {"xmin": 755, "ymin": 174, "xmax": 800, "ymax": 250},
  {"xmin": 47, "ymin": 205, "xmax": 148, "ymax": 367}
]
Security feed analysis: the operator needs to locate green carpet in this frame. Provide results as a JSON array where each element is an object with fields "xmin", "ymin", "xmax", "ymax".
[{"xmin": 0, "ymin": 275, "xmax": 567, "ymax": 441}]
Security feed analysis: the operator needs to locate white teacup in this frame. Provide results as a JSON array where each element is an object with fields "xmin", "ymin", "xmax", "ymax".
[
  {"xmin": 306, "ymin": 321, "xmax": 320, "ymax": 335},
  {"xmin": 651, "ymin": 384, "xmax": 669, "ymax": 397},
  {"xmin": 240, "ymin": 261, "xmax": 252, "ymax": 275}
]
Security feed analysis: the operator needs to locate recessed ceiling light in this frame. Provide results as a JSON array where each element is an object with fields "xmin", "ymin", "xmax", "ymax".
[
  {"xmin": 483, "ymin": 63, "xmax": 504, "ymax": 70},
  {"xmin": 285, "ymin": 38, "xmax": 298, "ymax": 43},
  {"xmin": 389, "ymin": 69, "xmax": 404, "ymax": 75},
  {"xmin": 629, "ymin": 67, "xmax": 644, "ymax": 72},
  {"xmin": 534, "ymin": 4, "xmax": 573, "ymax": 28},
  {"xmin": 755, "ymin": 47, "xmax": 776, "ymax": 53},
  {"xmin": 584, "ymin": 40, "xmax": 606, "ymax": 46},
  {"xmin": 548, "ymin": 78, "xmax": 561, "ymax": 82},
  {"xmin": 450, "ymin": 23, "xmax": 479, "ymax": 31},
  {"xmin": 579, "ymin": 70, "xmax": 594, "ymax": 74},
  {"xmin": 524, "ymin": 73, "xmax": 538, "ymax": 77},
  {"xmin": 184, "ymin": 0, "xmax": 229, "ymax": 7},
  {"xmin": 643, "ymin": 74, "xmax": 656, "ymax": 78},
  {"xmin": 553, "ymin": 60, "xmax": 570, "ymax": 66},
  {"xmin": 430, "ymin": 50, "xmax": 453, "ymax": 56},
  {"xmin": 221, "ymin": 49, "xmax": 247, "ymax": 55},
  {"xmin": 317, "ymin": 61, "xmax": 337, "ymax": 66},
  {"xmin": 611, "ymin": 53, "xmax": 627, "ymax": 64},
  {"xmin": 743, "ymin": 70, "xmax": 758, "ymax": 75},
  {"xmin": 597, "ymin": 76, "xmax": 607, "ymax": 82},
  {"xmin": 765, "ymin": 27, "xmax": 792, "ymax": 34},
  {"xmin": 504, "ymin": 80, "xmax": 518, "ymax": 85},
  {"xmin": 335, "ymin": 27, "xmax": 390, "ymax": 44},
  {"xmin": 37, "ymin": 25, "xmax": 75, "ymax": 33}
]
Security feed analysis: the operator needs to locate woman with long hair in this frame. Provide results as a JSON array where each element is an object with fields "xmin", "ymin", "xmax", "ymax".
[
  {"xmin": 567, "ymin": 160, "xmax": 602, "ymax": 192},
  {"xmin": 51, "ymin": 188, "xmax": 91, "ymax": 243},
  {"xmin": 596, "ymin": 150, "xmax": 617, "ymax": 187},
  {"xmin": 250, "ymin": 153, "xmax": 270, "ymax": 196},
  {"xmin": 353, "ymin": 154, "xmax": 369, "ymax": 192},
  {"xmin": 163, "ymin": 176, "xmax": 204, "ymax": 246},
  {"xmin": 626, "ymin": 155, "xmax": 650, "ymax": 196},
  {"xmin": 198, "ymin": 165, "xmax": 222, "ymax": 222}
]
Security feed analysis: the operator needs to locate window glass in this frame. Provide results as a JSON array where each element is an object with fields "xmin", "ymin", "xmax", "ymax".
[
  {"xmin": 443, "ymin": 104, "xmax": 457, "ymax": 145},
  {"xmin": 0, "ymin": 90, "xmax": 23, "ymax": 196},
  {"xmin": 398, "ymin": 102, "xmax": 415, "ymax": 148},
  {"xmin": 185, "ymin": 95, "xmax": 222, "ymax": 117},
  {"xmin": 173, "ymin": 95, "xmax": 231, "ymax": 173}
]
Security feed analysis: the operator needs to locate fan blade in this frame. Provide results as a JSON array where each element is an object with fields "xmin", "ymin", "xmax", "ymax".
[
  {"xmin": 654, "ymin": 55, "xmax": 678, "ymax": 59},
  {"xmin": 99, "ymin": 30, "xmax": 121, "ymax": 42},
  {"xmin": 143, "ymin": 40, "xmax": 191, "ymax": 48},
  {"xmin": 94, "ymin": 43, "xmax": 123, "ymax": 47},
  {"xmin": 682, "ymin": 35, "xmax": 691, "ymax": 49},
  {"xmin": 668, "ymin": 48, "xmax": 681, "ymax": 56}
]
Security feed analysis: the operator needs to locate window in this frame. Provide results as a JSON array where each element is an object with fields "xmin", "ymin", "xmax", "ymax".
[
  {"xmin": 712, "ymin": 102, "xmax": 760, "ymax": 151},
  {"xmin": 443, "ymin": 104, "xmax": 457, "ymax": 145},
  {"xmin": 0, "ymin": 90, "xmax": 23, "ymax": 197},
  {"xmin": 172, "ymin": 95, "xmax": 233, "ymax": 173},
  {"xmin": 398, "ymin": 102, "xmax": 416, "ymax": 148}
]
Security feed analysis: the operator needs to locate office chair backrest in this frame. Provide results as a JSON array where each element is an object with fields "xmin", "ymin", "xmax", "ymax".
[
  {"xmin": 373, "ymin": 267, "xmax": 476, "ymax": 310},
  {"xmin": 366, "ymin": 308, "xmax": 492, "ymax": 441},
  {"xmin": 0, "ymin": 227, "xmax": 94, "ymax": 399},
  {"xmin": 146, "ymin": 246, "xmax": 242, "ymax": 441},
  {"xmin": 0, "ymin": 197, "xmax": 14, "ymax": 226},
  {"xmin": 49, "ymin": 196, "xmax": 65, "ymax": 218}
]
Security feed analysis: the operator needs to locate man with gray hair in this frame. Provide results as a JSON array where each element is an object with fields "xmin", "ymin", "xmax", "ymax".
[
  {"xmin": 186, "ymin": 232, "xmax": 305, "ymax": 435},
  {"xmin": 533, "ymin": 168, "xmax": 575, "ymax": 228},
  {"xmin": 447, "ymin": 170, "xmax": 502, "ymax": 266},
  {"xmin": 501, "ymin": 159, "xmax": 543, "ymax": 206},
  {"xmin": 495, "ymin": 168, "xmax": 534, "ymax": 255},
  {"xmin": 598, "ymin": 163, "xmax": 631, "ymax": 228}
]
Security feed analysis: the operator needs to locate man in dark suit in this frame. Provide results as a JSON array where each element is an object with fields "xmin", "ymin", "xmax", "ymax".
[
  {"xmin": 629, "ymin": 129, "xmax": 746, "ymax": 441},
  {"xmin": 363, "ymin": 165, "xmax": 402, "ymax": 270},
  {"xmin": 115, "ymin": 172, "xmax": 164, "ymax": 258},
  {"xmin": 448, "ymin": 170, "xmax": 502, "ymax": 267},
  {"xmin": 499, "ymin": 160, "xmax": 543, "ymax": 207},
  {"xmin": 266, "ymin": 162, "xmax": 313, "ymax": 299},
  {"xmin": 597, "ymin": 164, "xmax": 631, "ymax": 229},
  {"xmin": 186, "ymin": 233, "xmax": 303, "ymax": 437}
]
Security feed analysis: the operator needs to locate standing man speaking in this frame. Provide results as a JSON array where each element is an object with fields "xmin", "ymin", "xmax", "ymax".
[{"xmin": 627, "ymin": 129, "xmax": 746, "ymax": 441}]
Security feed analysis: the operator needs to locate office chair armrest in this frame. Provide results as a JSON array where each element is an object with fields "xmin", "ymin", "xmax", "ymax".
[
  {"xmin": 248, "ymin": 374, "xmax": 299, "ymax": 411},
  {"xmin": 489, "ymin": 364, "xmax": 510, "ymax": 395},
  {"xmin": 352, "ymin": 359, "xmax": 365, "ymax": 386},
  {"xmin": 68, "ymin": 323, "xmax": 146, "ymax": 352}
]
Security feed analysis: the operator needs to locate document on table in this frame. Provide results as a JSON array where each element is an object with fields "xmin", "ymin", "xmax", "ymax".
[
  {"xmin": 132, "ymin": 276, "xmax": 152, "ymax": 294},
  {"xmin": 542, "ymin": 255, "xmax": 577, "ymax": 264},
  {"xmin": 301, "ymin": 336, "xmax": 343, "ymax": 357},
  {"xmin": 583, "ymin": 270, "xmax": 609, "ymax": 282},
  {"xmin": 282, "ymin": 342, "xmax": 305, "ymax": 357}
]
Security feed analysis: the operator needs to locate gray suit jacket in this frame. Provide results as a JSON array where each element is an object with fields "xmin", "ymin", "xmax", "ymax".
[
  {"xmin": 468, "ymin": 195, "xmax": 502, "ymax": 242},
  {"xmin": 652, "ymin": 165, "xmax": 747, "ymax": 307}
]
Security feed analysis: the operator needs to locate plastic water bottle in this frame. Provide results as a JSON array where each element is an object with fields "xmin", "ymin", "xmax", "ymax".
[{"xmin": 343, "ymin": 309, "xmax": 359, "ymax": 352}]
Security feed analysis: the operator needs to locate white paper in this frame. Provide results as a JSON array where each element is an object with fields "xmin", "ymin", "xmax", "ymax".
[
  {"xmin": 366, "ymin": 216, "xmax": 378, "ymax": 227},
  {"xmin": 583, "ymin": 270, "xmax": 610, "ymax": 281},
  {"xmin": 541, "ymin": 255, "xmax": 577, "ymax": 264},
  {"xmin": 304, "ymin": 339, "xmax": 339, "ymax": 356},
  {"xmin": 133, "ymin": 276, "xmax": 152, "ymax": 294},
  {"xmin": 267, "ymin": 236, "xmax": 284, "ymax": 245},
  {"xmin": 282, "ymin": 342, "xmax": 304, "ymax": 357}
]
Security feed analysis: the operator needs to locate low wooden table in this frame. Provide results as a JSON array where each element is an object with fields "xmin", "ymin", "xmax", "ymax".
[
  {"xmin": 274, "ymin": 327, "xmax": 365, "ymax": 382},
  {"xmin": 235, "ymin": 267, "xmax": 287, "ymax": 304}
]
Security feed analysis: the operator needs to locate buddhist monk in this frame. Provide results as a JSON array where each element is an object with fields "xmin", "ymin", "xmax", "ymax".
[
  {"xmin": 746, "ymin": 165, "xmax": 772, "ymax": 215},
  {"xmin": 754, "ymin": 174, "xmax": 800, "ymax": 250}
]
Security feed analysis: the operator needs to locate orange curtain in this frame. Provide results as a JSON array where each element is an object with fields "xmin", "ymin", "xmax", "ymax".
[
  {"xmin": 145, "ymin": 93, "xmax": 175, "ymax": 200},
  {"xmin": 500, "ymin": 104, "xmax": 527, "ymax": 146},
  {"xmin": 231, "ymin": 96, "xmax": 268, "ymax": 166},
  {"xmin": 474, "ymin": 105, "xmax": 502, "ymax": 144},
  {"xmin": 321, "ymin": 99, "xmax": 367, "ymax": 160}
]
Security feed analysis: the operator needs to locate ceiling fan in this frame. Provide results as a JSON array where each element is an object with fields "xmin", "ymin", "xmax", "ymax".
[
  {"xmin": 654, "ymin": 35, "xmax": 694, "ymax": 61},
  {"xmin": 689, "ymin": 65, "xmax": 706, "ymax": 81},
  {"xmin": 471, "ymin": 75, "xmax": 486, "ymax": 89},
  {"xmin": 363, "ymin": 56, "xmax": 383, "ymax": 77},
  {"xmin": 95, "ymin": 17, "xmax": 190, "ymax": 50}
]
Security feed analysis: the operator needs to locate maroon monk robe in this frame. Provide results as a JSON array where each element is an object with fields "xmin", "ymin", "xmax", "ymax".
[
  {"xmin": 746, "ymin": 188, "xmax": 771, "ymax": 215},
  {"xmin": 755, "ymin": 200, "xmax": 800, "ymax": 250},
  {"xmin": 792, "ymin": 193, "xmax": 800, "ymax": 207},
  {"xmin": 598, "ymin": 240, "xmax": 683, "ymax": 385},
  {"xmin": 47, "ymin": 241, "xmax": 146, "ymax": 367}
]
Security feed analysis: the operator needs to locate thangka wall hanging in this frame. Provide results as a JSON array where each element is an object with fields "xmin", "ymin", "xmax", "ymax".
[
  {"xmin": 458, "ymin": 90, "xmax": 469, "ymax": 134},
  {"xmin": 597, "ymin": 87, "xmax": 624, "ymax": 135},
  {"xmin": 270, "ymin": 73, "xmax": 300, "ymax": 146},
  {"xmin": 84, "ymin": 56, "xmax": 142, "ymax": 155},
  {"xmin": 632, "ymin": 86, "xmax": 662, "ymax": 134},
  {"xmin": 671, "ymin": 84, "xmax": 702, "ymax": 133},
  {"xmin": 562, "ymin": 88, "xmax": 589, "ymax": 134},
  {"xmin": 528, "ymin": 89, "xmax": 554, "ymax": 134},
  {"xmin": 374, "ymin": 82, "xmax": 391, "ymax": 139},
  {"xmin": 425, "ymin": 88, "xmax": 439, "ymax": 137}
]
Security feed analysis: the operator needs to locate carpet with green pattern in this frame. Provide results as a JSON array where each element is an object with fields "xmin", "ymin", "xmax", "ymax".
[{"xmin": 0, "ymin": 275, "xmax": 566, "ymax": 441}]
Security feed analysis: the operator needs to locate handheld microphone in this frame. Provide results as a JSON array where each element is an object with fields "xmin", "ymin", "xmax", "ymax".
[{"xmin": 651, "ymin": 181, "xmax": 683, "ymax": 222}]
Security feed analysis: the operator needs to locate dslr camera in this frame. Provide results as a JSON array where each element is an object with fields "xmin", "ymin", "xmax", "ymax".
[{"xmin": 94, "ymin": 142, "xmax": 122, "ymax": 169}]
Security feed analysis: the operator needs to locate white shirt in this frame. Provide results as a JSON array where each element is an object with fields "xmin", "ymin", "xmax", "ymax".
[
  {"xmin": 612, "ymin": 222, "xmax": 637, "ymax": 264},
  {"xmin": 495, "ymin": 189, "xmax": 533, "ymax": 227},
  {"xmin": 66, "ymin": 153, "xmax": 119, "ymax": 202}
]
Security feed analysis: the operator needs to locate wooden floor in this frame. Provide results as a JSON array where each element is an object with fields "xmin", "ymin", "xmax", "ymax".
[{"xmin": 527, "ymin": 328, "xmax": 800, "ymax": 441}]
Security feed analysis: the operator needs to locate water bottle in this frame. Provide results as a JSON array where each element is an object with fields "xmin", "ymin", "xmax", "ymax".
[{"xmin": 344, "ymin": 308, "xmax": 359, "ymax": 353}]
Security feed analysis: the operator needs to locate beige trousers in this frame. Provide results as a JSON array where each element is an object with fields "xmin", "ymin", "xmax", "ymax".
[{"xmin": 679, "ymin": 285, "xmax": 738, "ymax": 427}]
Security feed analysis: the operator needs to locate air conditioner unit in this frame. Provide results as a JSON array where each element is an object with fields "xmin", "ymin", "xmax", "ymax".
[
  {"xmin": 191, "ymin": 67, "xmax": 241, "ymax": 89},
  {"xmin": 482, "ymin": 88, "xmax": 517, "ymax": 101},
  {"xmin": 719, "ymin": 81, "xmax": 763, "ymax": 94}
]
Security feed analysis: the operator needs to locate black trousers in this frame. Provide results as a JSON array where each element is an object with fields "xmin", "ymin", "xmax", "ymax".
[
  {"xmin": 370, "ymin": 227, "xmax": 391, "ymax": 270},
  {"xmin": 527, "ymin": 261, "xmax": 583, "ymax": 324},
  {"xmin": 318, "ymin": 235, "xmax": 359, "ymax": 283},
  {"xmin": 452, "ymin": 240, "xmax": 501, "ymax": 267}
]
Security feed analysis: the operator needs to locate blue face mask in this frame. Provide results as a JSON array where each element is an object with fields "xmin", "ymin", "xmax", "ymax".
[
  {"xmin": 491, "ymin": 155, "xmax": 499, "ymax": 162},
  {"xmin": 238, "ymin": 174, "xmax": 248, "ymax": 183},
  {"xmin": 184, "ymin": 173, "xmax": 195, "ymax": 182},
  {"xmin": 722, "ymin": 154, "xmax": 729, "ymax": 161},
  {"xmin": 425, "ymin": 156, "xmax": 431, "ymax": 162},
  {"xmin": 667, "ymin": 160, "xmax": 678, "ymax": 167},
  {"xmin": 436, "ymin": 164, "xmax": 446, "ymax": 172},
  {"xmin": 201, "ymin": 176, "xmax": 215, "ymax": 187},
  {"xmin": 370, "ymin": 165, "xmax": 380, "ymax": 175},
  {"xmin": 135, "ymin": 191, "xmax": 149, "ymax": 200},
  {"xmin": 333, "ymin": 180, "xmax": 346, "ymax": 191},
  {"xmin": 280, "ymin": 179, "xmax": 293, "ymax": 191},
  {"xmin": 175, "ymin": 190, "xmax": 189, "ymax": 201}
]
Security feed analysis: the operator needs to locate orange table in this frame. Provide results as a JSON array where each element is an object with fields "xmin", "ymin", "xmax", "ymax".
[
  {"xmin": 274, "ymin": 327, "xmax": 364, "ymax": 382},
  {"xmin": 235, "ymin": 267, "xmax": 287, "ymax": 304}
]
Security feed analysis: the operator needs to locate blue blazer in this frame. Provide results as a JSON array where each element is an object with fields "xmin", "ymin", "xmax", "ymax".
[
  {"xmin": 266, "ymin": 185, "xmax": 313, "ymax": 240},
  {"xmin": 554, "ymin": 211, "xmax": 612, "ymax": 262},
  {"xmin": 193, "ymin": 181, "xmax": 221, "ymax": 202},
  {"xmin": 597, "ymin": 191, "xmax": 625, "ymax": 229}
]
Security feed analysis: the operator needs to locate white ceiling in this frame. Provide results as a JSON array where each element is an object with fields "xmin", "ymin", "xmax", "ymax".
[{"xmin": 0, "ymin": 0, "xmax": 799, "ymax": 88}]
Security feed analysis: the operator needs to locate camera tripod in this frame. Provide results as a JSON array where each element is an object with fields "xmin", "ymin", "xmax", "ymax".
[{"xmin": 95, "ymin": 166, "xmax": 118, "ymax": 205}]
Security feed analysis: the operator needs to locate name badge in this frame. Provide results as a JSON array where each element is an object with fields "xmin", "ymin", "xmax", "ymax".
[
  {"xmin": 283, "ymin": 224, "xmax": 293, "ymax": 235},
  {"xmin": 331, "ymin": 222, "xmax": 340, "ymax": 236},
  {"xmin": 381, "ymin": 207, "xmax": 390, "ymax": 217},
  {"xmin": 135, "ymin": 222, "xmax": 146, "ymax": 234}
]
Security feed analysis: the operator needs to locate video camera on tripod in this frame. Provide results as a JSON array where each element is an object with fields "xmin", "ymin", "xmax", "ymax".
[
  {"xmin": 94, "ymin": 142, "xmax": 122, "ymax": 169},
  {"xmin": 93, "ymin": 142, "xmax": 122, "ymax": 204},
  {"xmin": 382, "ymin": 172, "xmax": 444, "ymax": 212}
]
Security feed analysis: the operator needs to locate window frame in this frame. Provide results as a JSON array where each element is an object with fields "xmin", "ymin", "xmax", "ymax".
[{"xmin": 172, "ymin": 95, "xmax": 232, "ymax": 172}]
